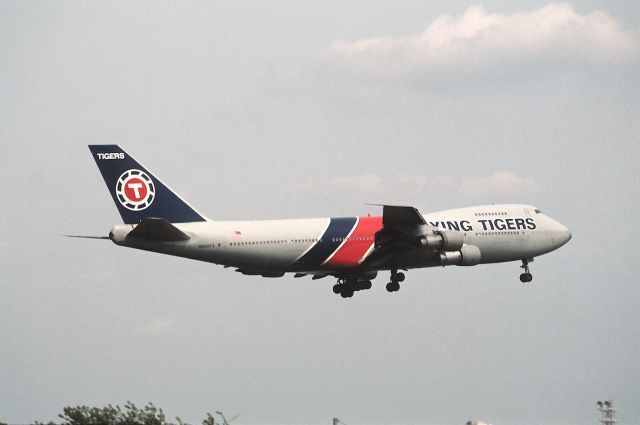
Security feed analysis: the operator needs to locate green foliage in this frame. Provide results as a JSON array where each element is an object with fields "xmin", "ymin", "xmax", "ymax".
[
  {"xmin": 201, "ymin": 414, "xmax": 216, "ymax": 425},
  {"xmin": 59, "ymin": 401, "xmax": 165, "ymax": 425},
  {"xmin": 51, "ymin": 401, "xmax": 217, "ymax": 425}
]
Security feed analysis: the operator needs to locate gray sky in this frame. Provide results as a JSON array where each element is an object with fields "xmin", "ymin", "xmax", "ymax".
[{"xmin": 1, "ymin": 1, "xmax": 638, "ymax": 424}]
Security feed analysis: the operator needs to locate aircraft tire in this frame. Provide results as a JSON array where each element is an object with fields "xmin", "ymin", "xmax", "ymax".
[
  {"xmin": 396, "ymin": 272, "xmax": 405, "ymax": 282},
  {"xmin": 333, "ymin": 284, "xmax": 341, "ymax": 294},
  {"xmin": 520, "ymin": 273, "xmax": 533, "ymax": 283},
  {"xmin": 341, "ymin": 289, "xmax": 354, "ymax": 298}
]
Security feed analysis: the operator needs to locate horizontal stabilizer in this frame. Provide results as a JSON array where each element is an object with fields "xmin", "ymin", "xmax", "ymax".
[
  {"xmin": 65, "ymin": 235, "xmax": 110, "ymax": 240},
  {"xmin": 127, "ymin": 218, "xmax": 190, "ymax": 242}
]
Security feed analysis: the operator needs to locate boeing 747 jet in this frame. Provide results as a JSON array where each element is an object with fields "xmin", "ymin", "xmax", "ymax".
[{"xmin": 76, "ymin": 145, "xmax": 571, "ymax": 298}]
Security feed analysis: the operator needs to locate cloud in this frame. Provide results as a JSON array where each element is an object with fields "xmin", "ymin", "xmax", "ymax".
[
  {"xmin": 331, "ymin": 174, "xmax": 385, "ymax": 191},
  {"xmin": 330, "ymin": 3, "xmax": 638, "ymax": 77},
  {"xmin": 135, "ymin": 318, "xmax": 177, "ymax": 336},
  {"xmin": 0, "ymin": 240, "xmax": 11, "ymax": 260},
  {"xmin": 330, "ymin": 171, "xmax": 539, "ymax": 198},
  {"xmin": 459, "ymin": 171, "xmax": 540, "ymax": 196}
]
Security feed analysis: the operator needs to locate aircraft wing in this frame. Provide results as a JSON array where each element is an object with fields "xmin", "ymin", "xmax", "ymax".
[
  {"xmin": 359, "ymin": 205, "xmax": 428, "ymax": 269},
  {"xmin": 127, "ymin": 217, "xmax": 190, "ymax": 242}
]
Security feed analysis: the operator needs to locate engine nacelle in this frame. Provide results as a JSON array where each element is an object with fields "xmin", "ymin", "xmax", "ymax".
[
  {"xmin": 439, "ymin": 244, "xmax": 482, "ymax": 266},
  {"xmin": 419, "ymin": 230, "xmax": 464, "ymax": 252}
]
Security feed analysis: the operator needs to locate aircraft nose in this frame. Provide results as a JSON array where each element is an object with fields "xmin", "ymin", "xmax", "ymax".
[{"xmin": 558, "ymin": 224, "xmax": 572, "ymax": 246}]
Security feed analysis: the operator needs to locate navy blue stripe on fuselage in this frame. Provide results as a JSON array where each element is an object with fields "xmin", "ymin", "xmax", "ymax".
[{"xmin": 294, "ymin": 217, "xmax": 357, "ymax": 267}]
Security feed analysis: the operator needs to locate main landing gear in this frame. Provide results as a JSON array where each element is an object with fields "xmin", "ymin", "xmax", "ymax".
[
  {"xmin": 385, "ymin": 269, "xmax": 405, "ymax": 293},
  {"xmin": 332, "ymin": 270, "xmax": 407, "ymax": 297},
  {"xmin": 520, "ymin": 258, "xmax": 533, "ymax": 283},
  {"xmin": 333, "ymin": 276, "xmax": 372, "ymax": 298}
]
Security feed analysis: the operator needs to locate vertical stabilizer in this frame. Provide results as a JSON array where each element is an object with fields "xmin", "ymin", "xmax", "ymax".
[{"xmin": 89, "ymin": 145, "xmax": 206, "ymax": 224}]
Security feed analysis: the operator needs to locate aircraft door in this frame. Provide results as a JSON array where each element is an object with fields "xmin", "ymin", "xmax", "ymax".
[{"xmin": 519, "ymin": 207, "xmax": 532, "ymax": 255}]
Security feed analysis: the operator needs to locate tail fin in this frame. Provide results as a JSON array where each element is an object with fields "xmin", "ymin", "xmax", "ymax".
[{"xmin": 89, "ymin": 145, "xmax": 207, "ymax": 224}]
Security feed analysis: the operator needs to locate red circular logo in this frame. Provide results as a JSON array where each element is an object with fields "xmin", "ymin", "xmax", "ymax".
[
  {"xmin": 123, "ymin": 177, "xmax": 148, "ymax": 202},
  {"xmin": 116, "ymin": 169, "xmax": 155, "ymax": 211}
]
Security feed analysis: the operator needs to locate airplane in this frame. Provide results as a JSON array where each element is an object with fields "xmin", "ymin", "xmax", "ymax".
[{"xmin": 74, "ymin": 145, "xmax": 572, "ymax": 298}]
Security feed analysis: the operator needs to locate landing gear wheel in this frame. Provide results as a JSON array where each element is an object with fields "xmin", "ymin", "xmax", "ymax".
[
  {"xmin": 387, "ymin": 269, "xmax": 404, "ymax": 292},
  {"xmin": 519, "ymin": 273, "xmax": 533, "ymax": 283},
  {"xmin": 520, "ymin": 259, "xmax": 533, "ymax": 283},
  {"xmin": 340, "ymin": 288, "xmax": 354, "ymax": 298},
  {"xmin": 334, "ymin": 276, "xmax": 373, "ymax": 296}
]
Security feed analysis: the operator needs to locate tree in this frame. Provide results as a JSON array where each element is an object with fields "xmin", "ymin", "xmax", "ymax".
[{"xmin": 44, "ymin": 402, "xmax": 218, "ymax": 425}]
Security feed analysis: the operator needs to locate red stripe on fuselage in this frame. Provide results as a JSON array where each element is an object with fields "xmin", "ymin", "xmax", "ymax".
[{"xmin": 325, "ymin": 216, "xmax": 383, "ymax": 267}]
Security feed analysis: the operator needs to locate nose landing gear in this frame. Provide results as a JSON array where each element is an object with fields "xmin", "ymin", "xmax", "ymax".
[{"xmin": 520, "ymin": 259, "xmax": 533, "ymax": 283}]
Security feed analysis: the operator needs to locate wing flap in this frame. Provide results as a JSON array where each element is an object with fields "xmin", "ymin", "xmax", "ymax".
[{"xmin": 382, "ymin": 205, "xmax": 426, "ymax": 226}]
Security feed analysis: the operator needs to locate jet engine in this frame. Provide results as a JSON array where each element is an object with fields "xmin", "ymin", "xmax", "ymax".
[
  {"xmin": 440, "ymin": 244, "xmax": 482, "ymax": 266},
  {"xmin": 418, "ymin": 230, "xmax": 464, "ymax": 252}
]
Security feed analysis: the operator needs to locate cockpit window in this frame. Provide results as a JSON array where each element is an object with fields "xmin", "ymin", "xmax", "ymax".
[{"xmin": 534, "ymin": 209, "xmax": 542, "ymax": 214}]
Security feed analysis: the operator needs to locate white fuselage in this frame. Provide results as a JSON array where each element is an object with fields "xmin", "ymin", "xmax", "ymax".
[{"xmin": 109, "ymin": 204, "xmax": 571, "ymax": 276}]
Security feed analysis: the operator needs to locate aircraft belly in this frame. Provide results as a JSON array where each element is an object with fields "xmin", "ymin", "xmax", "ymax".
[
  {"xmin": 234, "ymin": 249, "xmax": 303, "ymax": 270},
  {"xmin": 346, "ymin": 248, "xmax": 440, "ymax": 271},
  {"xmin": 482, "ymin": 241, "xmax": 515, "ymax": 263}
]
